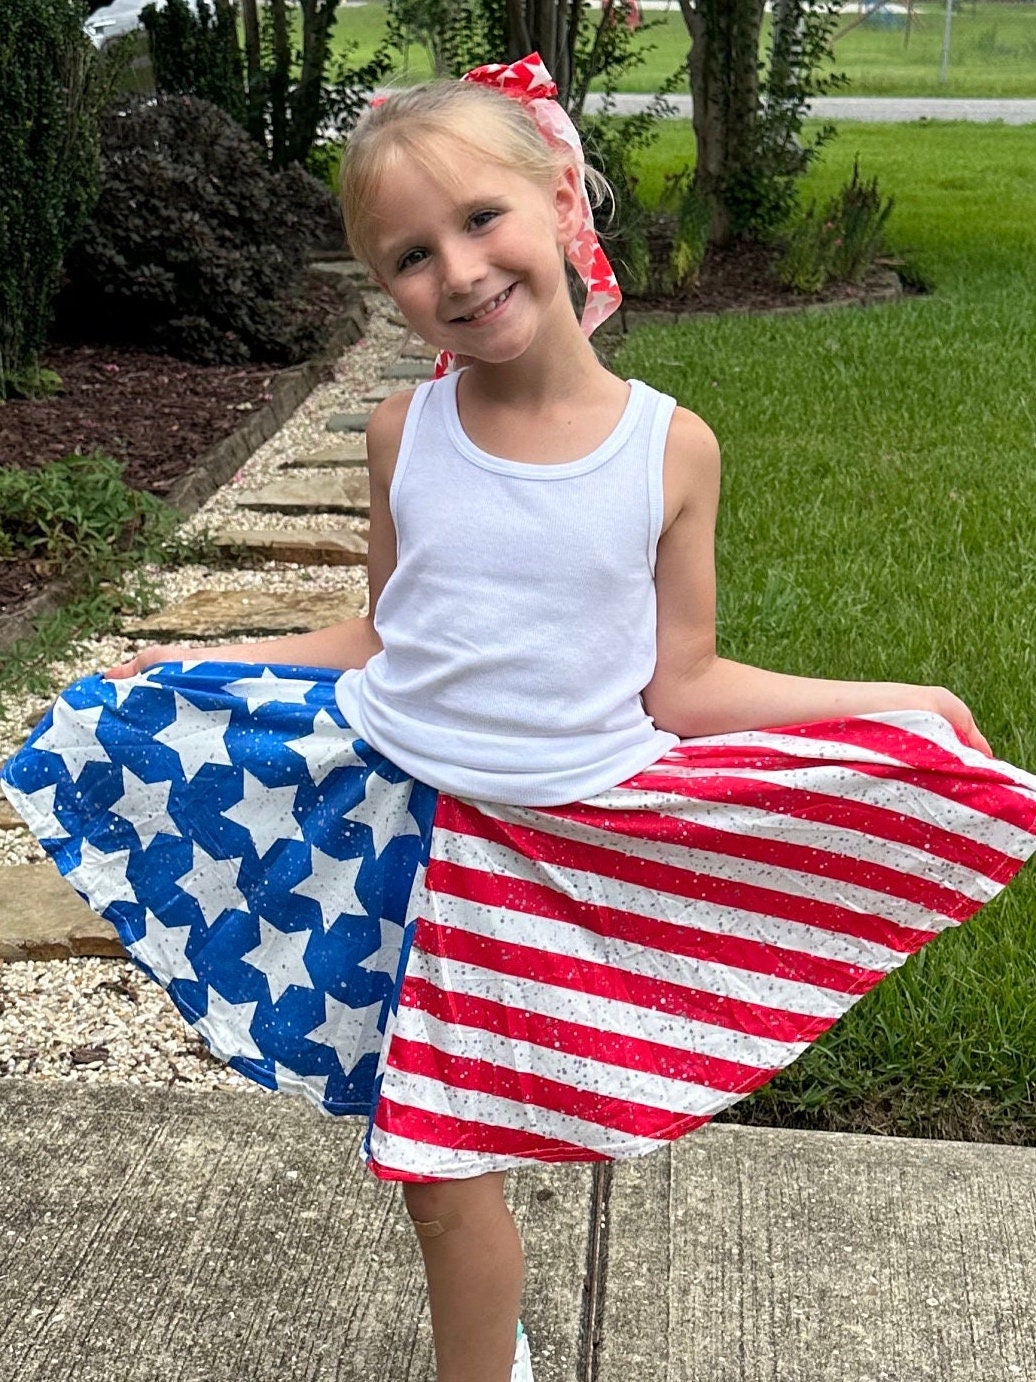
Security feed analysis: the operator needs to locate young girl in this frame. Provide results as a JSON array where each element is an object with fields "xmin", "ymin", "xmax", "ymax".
[{"xmin": 5, "ymin": 54, "xmax": 1036, "ymax": 1382}]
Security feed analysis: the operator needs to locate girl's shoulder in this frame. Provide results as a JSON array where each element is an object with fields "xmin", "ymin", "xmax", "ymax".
[
  {"xmin": 365, "ymin": 386, "xmax": 420, "ymax": 485},
  {"xmin": 664, "ymin": 403, "xmax": 721, "ymax": 477},
  {"xmin": 659, "ymin": 404, "xmax": 721, "ymax": 530}
]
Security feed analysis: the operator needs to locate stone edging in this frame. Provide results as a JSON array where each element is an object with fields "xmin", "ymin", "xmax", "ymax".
[{"xmin": 0, "ymin": 288, "xmax": 368, "ymax": 656}]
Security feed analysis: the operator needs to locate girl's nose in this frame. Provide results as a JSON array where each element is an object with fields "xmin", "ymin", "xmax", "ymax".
[{"xmin": 439, "ymin": 240, "xmax": 484, "ymax": 297}]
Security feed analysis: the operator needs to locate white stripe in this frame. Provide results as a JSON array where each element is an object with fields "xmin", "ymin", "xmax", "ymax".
[
  {"xmin": 377, "ymin": 1064, "xmax": 674, "ymax": 1158},
  {"xmin": 404, "ymin": 946, "xmax": 805, "ymax": 1070},
  {"xmin": 430, "ymin": 887, "xmax": 858, "ymax": 1021},
  {"xmin": 889, "ymin": 712, "xmax": 1036, "ymax": 794},
  {"xmin": 469, "ymin": 801, "xmax": 974, "ymax": 932},
  {"xmin": 433, "ymin": 828, "xmax": 919, "ymax": 973},
  {"xmin": 392, "ymin": 1003, "xmax": 752, "ymax": 1118},
  {"xmin": 367, "ymin": 1126, "xmax": 525, "ymax": 1178},
  {"xmin": 624, "ymin": 758, "xmax": 1036, "ymax": 861},
  {"xmin": 524, "ymin": 791, "xmax": 999, "ymax": 907}
]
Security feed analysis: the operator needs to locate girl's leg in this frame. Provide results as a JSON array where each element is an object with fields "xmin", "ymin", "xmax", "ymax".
[{"xmin": 403, "ymin": 1172, "xmax": 524, "ymax": 1382}]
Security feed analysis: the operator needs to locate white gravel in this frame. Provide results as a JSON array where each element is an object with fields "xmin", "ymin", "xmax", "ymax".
[
  {"xmin": 0, "ymin": 956, "xmax": 250, "ymax": 1093},
  {"xmin": 0, "ymin": 290, "xmax": 406, "ymax": 1097}
]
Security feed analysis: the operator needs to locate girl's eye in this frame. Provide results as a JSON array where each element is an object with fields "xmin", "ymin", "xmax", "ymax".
[
  {"xmin": 469, "ymin": 210, "xmax": 498, "ymax": 230},
  {"xmin": 397, "ymin": 248, "xmax": 427, "ymax": 272}
]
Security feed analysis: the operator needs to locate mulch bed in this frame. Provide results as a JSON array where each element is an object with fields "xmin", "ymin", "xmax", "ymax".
[
  {"xmin": 626, "ymin": 230, "xmax": 903, "ymax": 315},
  {"xmin": 0, "ymin": 276, "xmax": 351, "ymax": 617}
]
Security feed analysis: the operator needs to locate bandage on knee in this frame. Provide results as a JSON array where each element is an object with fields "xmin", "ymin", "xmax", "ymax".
[{"xmin": 411, "ymin": 1209, "xmax": 462, "ymax": 1239}]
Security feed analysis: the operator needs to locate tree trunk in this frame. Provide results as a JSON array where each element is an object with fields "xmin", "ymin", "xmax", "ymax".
[
  {"xmin": 507, "ymin": 0, "xmax": 579, "ymax": 107},
  {"xmin": 290, "ymin": 0, "xmax": 338, "ymax": 164},
  {"xmin": 268, "ymin": 0, "xmax": 291, "ymax": 167},
  {"xmin": 239, "ymin": 0, "xmax": 265, "ymax": 143},
  {"xmin": 678, "ymin": 0, "xmax": 766, "ymax": 245}
]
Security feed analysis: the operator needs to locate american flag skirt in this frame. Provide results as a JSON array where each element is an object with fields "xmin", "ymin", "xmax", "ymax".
[{"xmin": 4, "ymin": 662, "xmax": 1036, "ymax": 1182}]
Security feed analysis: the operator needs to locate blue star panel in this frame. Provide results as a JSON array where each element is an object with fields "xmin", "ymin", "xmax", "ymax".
[{"xmin": 1, "ymin": 663, "xmax": 437, "ymax": 1118}]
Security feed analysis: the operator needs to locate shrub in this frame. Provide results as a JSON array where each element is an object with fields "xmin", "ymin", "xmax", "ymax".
[
  {"xmin": 0, "ymin": 0, "xmax": 102, "ymax": 398},
  {"xmin": 777, "ymin": 159, "xmax": 894, "ymax": 294},
  {"xmin": 56, "ymin": 96, "xmax": 345, "ymax": 364},
  {"xmin": 0, "ymin": 453, "xmax": 170, "ymax": 569}
]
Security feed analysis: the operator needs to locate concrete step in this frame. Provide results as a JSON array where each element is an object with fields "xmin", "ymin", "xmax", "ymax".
[
  {"xmin": 598, "ymin": 1123, "xmax": 1036, "ymax": 1381},
  {"xmin": 235, "ymin": 473, "xmax": 369, "ymax": 516},
  {"xmin": 0, "ymin": 1080, "xmax": 590, "ymax": 1382},
  {"xmin": 0, "ymin": 794, "xmax": 23, "ymax": 830},
  {"xmin": 283, "ymin": 440, "xmax": 367, "ymax": 469},
  {"xmin": 326, "ymin": 411, "xmax": 370, "ymax": 433},
  {"xmin": 0, "ymin": 863, "xmax": 123, "ymax": 960},
  {"xmin": 122, "ymin": 589, "xmax": 366, "ymax": 639},
  {"xmin": 383, "ymin": 361, "xmax": 432, "ymax": 380},
  {"xmin": 211, "ymin": 528, "xmax": 368, "ymax": 567},
  {"xmin": 361, "ymin": 381, "xmax": 411, "ymax": 403}
]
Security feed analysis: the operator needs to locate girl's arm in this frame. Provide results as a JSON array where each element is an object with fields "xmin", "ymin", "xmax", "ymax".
[
  {"xmin": 641, "ymin": 408, "xmax": 990, "ymax": 754},
  {"xmin": 104, "ymin": 390, "xmax": 413, "ymax": 678}
]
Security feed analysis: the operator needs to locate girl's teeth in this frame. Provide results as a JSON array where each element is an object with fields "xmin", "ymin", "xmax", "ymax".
[{"xmin": 466, "ymin": 288, "xmax": 510, "ymax": 321}]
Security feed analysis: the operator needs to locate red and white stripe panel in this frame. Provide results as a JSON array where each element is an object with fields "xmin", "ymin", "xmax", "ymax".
[{"xmin": 367, "ymin": 713, "xmax": 1036, "ymax": 1180}]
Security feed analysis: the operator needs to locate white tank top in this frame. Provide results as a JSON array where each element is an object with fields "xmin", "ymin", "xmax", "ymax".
[{"xmin": 335, "ymin": 371, "xmax": 680, "ymax": 806}]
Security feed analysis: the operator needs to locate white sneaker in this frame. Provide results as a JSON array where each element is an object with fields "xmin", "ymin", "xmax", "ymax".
[{"xmin": 511, "ymin": 1320, "xmax": 534, "ymax": 1382}]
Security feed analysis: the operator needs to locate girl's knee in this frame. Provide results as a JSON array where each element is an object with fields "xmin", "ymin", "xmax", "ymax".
[{"xmin": 402, "ymin": 1172, "xmax": 506, "ymax": 1238}]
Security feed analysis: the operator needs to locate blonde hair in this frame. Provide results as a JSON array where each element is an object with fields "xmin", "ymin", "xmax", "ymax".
[{"xmin": 340, "ymin": 80, "xmax": 609, "ymax": 269}]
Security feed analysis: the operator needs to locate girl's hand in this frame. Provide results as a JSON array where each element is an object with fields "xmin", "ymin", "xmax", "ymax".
[
  {"xmin": 104, "ymin": 644, "xmax": 186, "ymax": 679},
  {"xmin": 917, "ymin": 685, "xmax": 992, "ymax": 757}
]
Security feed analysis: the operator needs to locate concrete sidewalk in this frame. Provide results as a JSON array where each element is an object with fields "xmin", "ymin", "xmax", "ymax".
[
  {"xmin": 584, "ymin": 94, "xmax": 1036, "ymax": 123},
  {"xmin": 3, "ymin": 1081, "xmax": 1035, "ymax": 1381}
]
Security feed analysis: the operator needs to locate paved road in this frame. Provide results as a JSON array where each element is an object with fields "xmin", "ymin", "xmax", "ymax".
[{"xmin": 585, "ymin": 93, "xmax": 1036, "ymax": 123}]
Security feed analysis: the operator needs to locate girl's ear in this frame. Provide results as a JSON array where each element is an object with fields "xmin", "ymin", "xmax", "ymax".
[{"xmin": 554, "ymin": 162, "xmax": 585, "ymax": 244}]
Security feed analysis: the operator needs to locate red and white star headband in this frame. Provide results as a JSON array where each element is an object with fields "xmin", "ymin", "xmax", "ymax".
[{"xmin": 371, "ymin": 53, "xmax": 622, "ymax": 379}]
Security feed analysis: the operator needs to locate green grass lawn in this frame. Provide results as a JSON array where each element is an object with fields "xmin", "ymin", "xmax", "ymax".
[
  {"xmin": 331, "ymin": 1, "xmax": 1036, "ymax": 98},
  {"xmin": 614, "ymin": 121, "xmax": 1036, "ymax": 1142}
]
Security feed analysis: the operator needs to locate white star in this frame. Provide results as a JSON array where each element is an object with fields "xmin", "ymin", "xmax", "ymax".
[
  {"xmin": 154, "ymin": 692, "xmax": 232, "ymax": 783},
  {"xmin": 0, "ymin": 780, "xmax": 69, "ymax": 840},
  {"xmin": 64, "ymin": 839, "xmax": 136, "ymax": 912},
  {"xmin": 173, "ymin": 841, "xmax": 247, "ymax": 926},
  {"xmin": 193, "ymin": 986, "xmax": 263, "ymax": 1061},
  {"xmin": 285, "ymin": 709, "xmax": 364, "ymax": 785},
  {"xmin": 290, "ymin": 847, "xmax": 365, "ymax": 931},
  {"xmin": 347, "ymin": 774, "xmax": 420, "ymax": 859},
  {"xmin": 272, "ymin": 1062, "xmax": 329, "ymax": 1103},
  {"xmin": 223, "ymin": 667, "xmax": 317, "ymax": 714},
  {"xmin": 127, "ymin": 910, "xmax": 197, "ymax": 984},
  {"xmin": 33, "ymin": 702, "xmax": 111, "ymax": 781},
  {"xmin": 109, "ymin": 767, "xmax": 179, "ymax": 845},
  {"xmin": 358, "ymin": 916, "xmax": 404, "ymax": 980},
  {"xmin": 242, "ymin": 916, "xmax": 314, "ymax": 1004},
  {"xmin": 305, "ymin": 993, "xmax": 383, "ymax": 1074},
  {"xmin": 107, "ymin": 666, "xmax": 164, "ymax": 708},
  {"xmin": 221, "ymin": 771, "xmax": 304, "ymax": 859}
]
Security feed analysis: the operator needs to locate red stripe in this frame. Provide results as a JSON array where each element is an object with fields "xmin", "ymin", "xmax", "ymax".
[
  {"xmin": 431, "ymin": 855, "xmax": 885, "ymax": 995},
  {"xmin": 387, "ymin": 1034, "xmax": 713, "ymax": 1141},
  {"xmin": 621, "ymin": 767, "xmax": 1020, "ymax": 880},
  {"xmin": 434, "ymin": 800, "xmax": 948, "ymax": 954},
  {"xmin": 667, "ymin": 720, "xmax": 1036, "ymax": 840},
  {"xmin": 414, "ymin": 917, "xmax": 836, "ymax": 1045},
  {"xmin": 541, "ymin": 800, "xmax": 975, "ymax": 919},
  {"xmin": 399, "ymin": 972, "xmax": 782, "ymax": 1094},
  {"xmin": 373, "ymin": 1094, "xmax": 613, "ymax": 1164}
]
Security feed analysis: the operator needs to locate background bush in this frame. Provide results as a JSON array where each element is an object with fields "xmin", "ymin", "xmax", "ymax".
[
  {"xmin": 56, "ymin": 96, "xmax": 344, "ymax": 365},
  {"xmin": 0, "ymin": 0, "xmax": 103, "ymax": 396}
]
